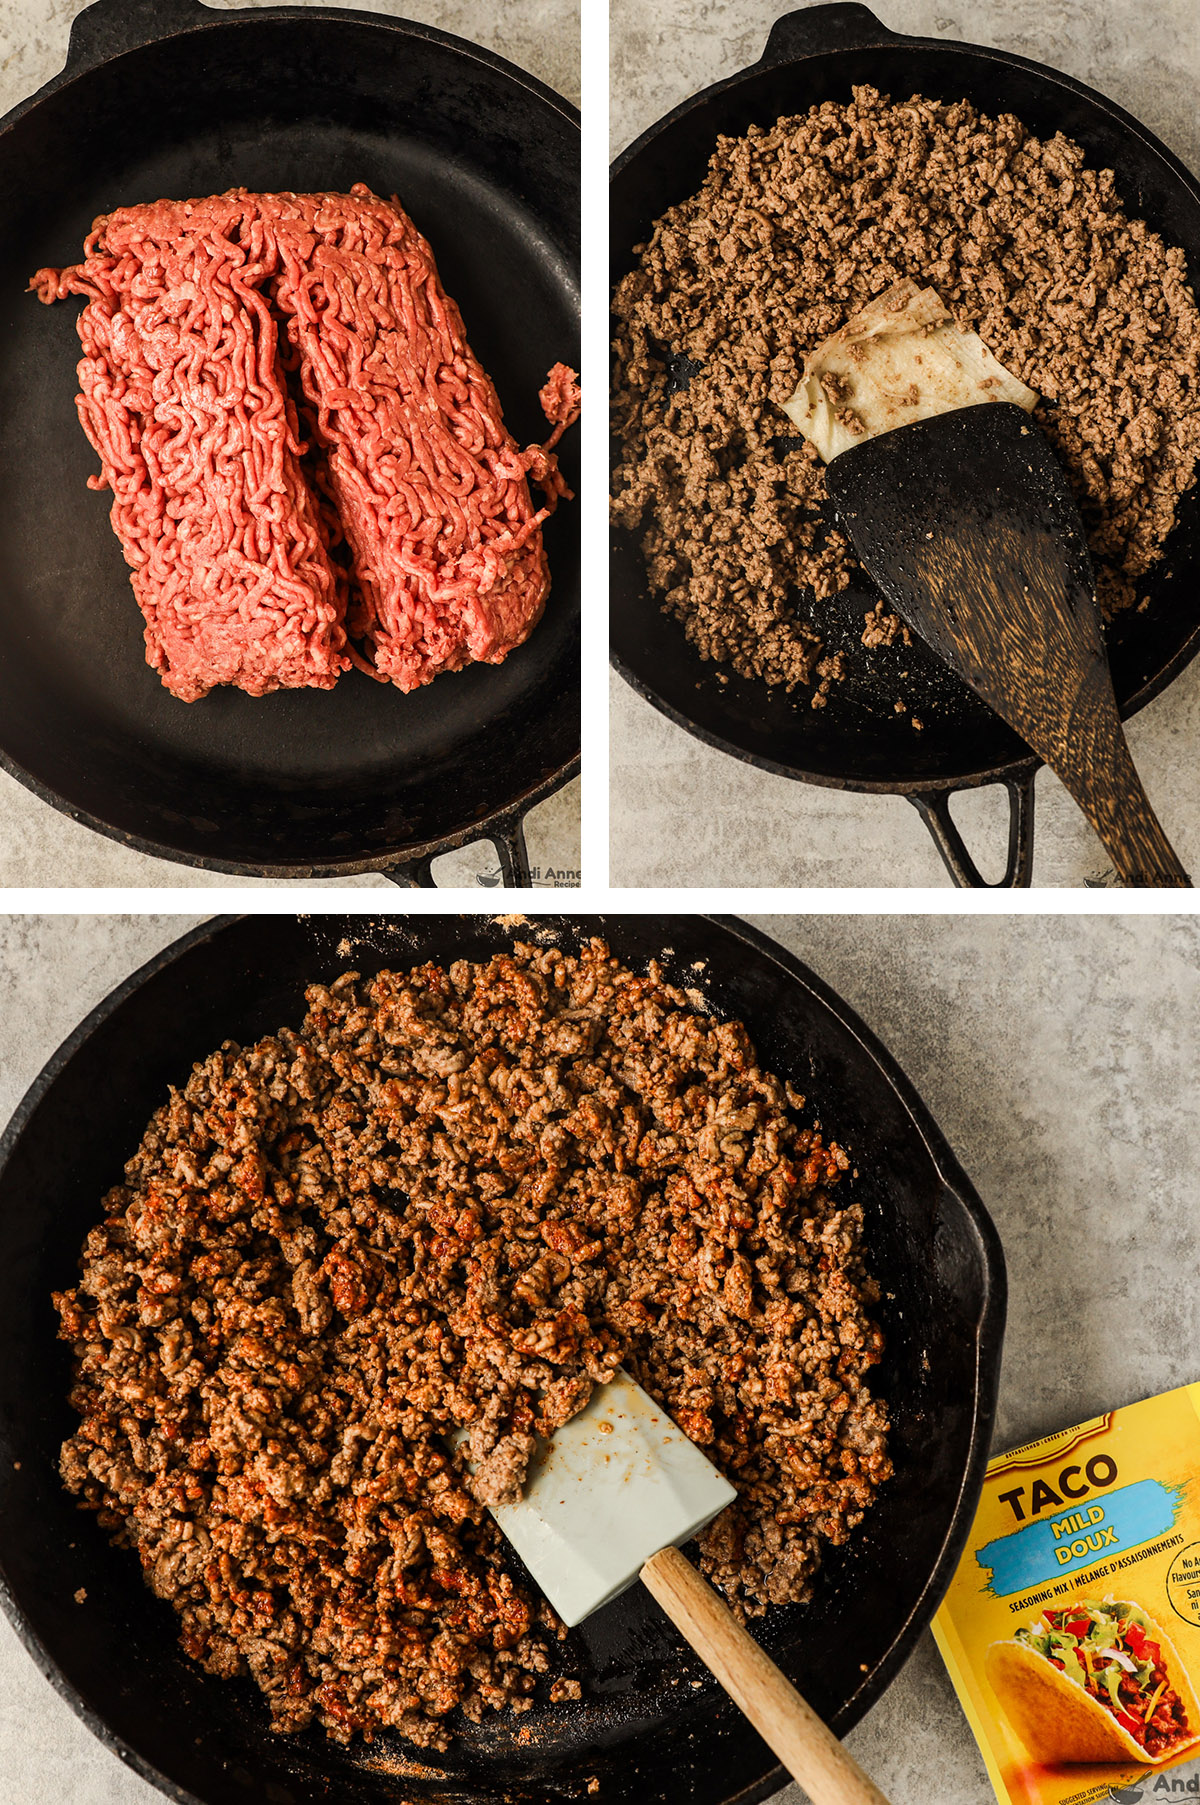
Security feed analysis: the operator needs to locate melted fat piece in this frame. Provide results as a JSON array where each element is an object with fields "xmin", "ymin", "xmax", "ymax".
[{"xmin": 782, "ymin": 278, "xmax": 1039, "ymax": 462}]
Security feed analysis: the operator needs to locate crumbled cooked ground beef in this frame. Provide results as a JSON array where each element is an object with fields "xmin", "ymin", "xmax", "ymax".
[
  {"xmin": 53, "ymin": 939, "xmax": 890, "ymax": 1747},
  {"xmin": 612, "ymin": 87, "xmax": 1200, "ymax": 699}
]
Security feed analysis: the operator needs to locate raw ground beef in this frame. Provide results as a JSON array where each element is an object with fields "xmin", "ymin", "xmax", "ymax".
[
  {"xmin": 33, "ymin": 200, "xmax": 350, "ymax": 702},
  {"xmin": 53, "ymin": 939, "xmax": 890, "ymax": 1747},
  {"xmin": 611, "ymin": 88, "xmax": 1200, "ymax": 701},
  {"xmin": 32, "ymin": 186, "xmax": 578, "ymax": 702}
]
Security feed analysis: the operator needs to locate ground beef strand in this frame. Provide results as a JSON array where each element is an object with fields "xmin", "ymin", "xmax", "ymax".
[
  {"xmin": 53, "ymin": 939, "xmax": 890, "ymax": 1746},
  {"xmin": 33, "ymin": 186, "xmax": 577, "ymax": 702},
  {"xmin": 611, "ymin": 87, "xmax": 1200, "ymax": 698}
]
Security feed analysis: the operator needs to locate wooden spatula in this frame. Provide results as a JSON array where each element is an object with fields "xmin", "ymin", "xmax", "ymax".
[
  {"xmin": 824, "ymin": 402, "xmax": 1190, "ymax": 887},
  {"xmin": 469, "ymin": 1368, "xmax": 889, "ymax": 1805}
]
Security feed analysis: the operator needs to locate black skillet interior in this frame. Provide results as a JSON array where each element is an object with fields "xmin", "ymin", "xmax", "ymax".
[
  {"xmin": 610, "ymin": 2, "xmax": 1200, "ymax": 796},
  {"xmin": 0, "ymin": 913, "xmax": 1004, "ymax": 1805},
  {"xmin": 0, "ymin": 0, "xmax": 579, "ymax": 876}
]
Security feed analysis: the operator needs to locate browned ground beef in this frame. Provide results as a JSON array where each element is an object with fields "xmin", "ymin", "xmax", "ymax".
[
  {"xmin": 53, "ymin": 939, "xmax": 890, "ymax": 1747},
  {"xmin": 611, "ymin": 87, "xmax": 1200, "ymax": 700}
]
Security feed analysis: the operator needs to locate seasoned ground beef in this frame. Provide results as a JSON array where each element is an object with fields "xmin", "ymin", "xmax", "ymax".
[
  {"xmin": 53, "ymin": 939, "xmax": 890, "ymax": 1747},
  {"xmin": 611, "ymin": 87, "xmax": 1200, "ymax": 699}
]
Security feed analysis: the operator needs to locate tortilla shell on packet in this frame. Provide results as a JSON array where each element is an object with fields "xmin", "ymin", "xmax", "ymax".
[
  {"xmin": 984, "ymin": 1607, "xmax": 1200, "ymax": 1764},
  {"xmin": 931, "ymin": 1382, "xmax": 1200, "ymax": 1805}
]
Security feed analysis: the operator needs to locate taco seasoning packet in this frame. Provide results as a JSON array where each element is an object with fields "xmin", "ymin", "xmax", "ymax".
[{"xmin": 932, "ymin": 1382, "xmax": 1200, "ymax": 1803}]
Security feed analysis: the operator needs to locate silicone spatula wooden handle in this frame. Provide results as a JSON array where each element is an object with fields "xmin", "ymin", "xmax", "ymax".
[{"xmin": 640, "ymin": 1546, "xmax": 891, "ymax": 1805}]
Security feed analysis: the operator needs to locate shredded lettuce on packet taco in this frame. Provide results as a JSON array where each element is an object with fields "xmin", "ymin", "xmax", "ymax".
[{"xmin": 985, "ymin": 1596, "xmax": 1200, "ymax": 1765}]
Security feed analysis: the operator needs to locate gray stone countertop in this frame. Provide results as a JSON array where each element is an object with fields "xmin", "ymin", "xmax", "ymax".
[
  {"xmin": 0, "ymin": 0, "xmax": 579, "ymax": 890},
  {"xmin": 3, "ymin": 910, "xmax": 1200, "ymax": 1802},
  {"xmin": 609, "ymin": 0, "xmax": 1200, "ymax": 888}
]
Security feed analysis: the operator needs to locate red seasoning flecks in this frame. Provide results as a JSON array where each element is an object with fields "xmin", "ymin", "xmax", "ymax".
[{"xmin": 52, "ymin": 940, "xmax": 889, "ymax": 1748}]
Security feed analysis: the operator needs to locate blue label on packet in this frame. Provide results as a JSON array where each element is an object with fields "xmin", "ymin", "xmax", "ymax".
[{"xmin": 976, "ymin": 1479, "xmax": 1180, "ymax": 1596}]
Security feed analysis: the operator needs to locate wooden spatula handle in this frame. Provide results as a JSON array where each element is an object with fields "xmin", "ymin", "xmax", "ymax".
[
  {"xmin": 1061, "ymin": 718, "xmax": 1190, "ymax": 888},
  {"xmin": 640, "ymin": 1546, "xmax": 890, "ymax": 1805}
]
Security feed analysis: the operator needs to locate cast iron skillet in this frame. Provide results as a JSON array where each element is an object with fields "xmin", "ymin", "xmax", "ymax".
[
  {"xmin": 0, "ymin": 0, "xmax": 579, "ymax": 886},
  {"xmin": 0, "ymin": 913, "xmax": 1004, "ymax": 1805},
  {"xmin": 611, "ymin": 3, "xmax": 1200, "ymax": 886}
]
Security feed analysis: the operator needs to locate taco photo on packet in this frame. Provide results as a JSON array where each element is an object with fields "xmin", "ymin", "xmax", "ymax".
[{"xmin": 985, "ymin": 1596, "xmax": 1200, "ymax": 1766}]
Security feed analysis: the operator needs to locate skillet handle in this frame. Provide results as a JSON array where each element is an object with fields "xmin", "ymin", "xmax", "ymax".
[
  {"xmin": 907, "ymin": 772, "xmax": 1037, "ymax": 888},
  {"xmin": 64, "ymin": 0, "xmax": 213, "ymax": 77},
  {"xmin": 486, "ymin": 812, "xmax": 534, "ymax": 888},
  {"xmin": 381, "ymin": 855, "xmax": 438, "ymax": 889},
  {"xmin": 759, "ymin": 3, "xmax": 900, "ymax": 63},
  {"xmin": 378, "ymin": 812, "xmax": 534, "ymax": 889}
]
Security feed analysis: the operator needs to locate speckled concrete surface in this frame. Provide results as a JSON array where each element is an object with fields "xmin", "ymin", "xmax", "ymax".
[
  {"xmin": 610, "ymin": 0, "xmax": 1200, "ymax": 888},
  {"xmin": 0, "ymin": 0, "xmax": 579, "ymax": 889},
  {"xmin": 0, "ymin": 777, "xmax": 581, "ymax": 889},
  {"xmin": 4, "ymin": 912, "xmax": 1200, "ymax": 1803}
]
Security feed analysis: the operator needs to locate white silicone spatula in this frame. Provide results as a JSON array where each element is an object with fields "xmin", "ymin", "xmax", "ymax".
[{"xmin": 476, "ymin": 1368, "xmax": 890, "ymax": 1805}]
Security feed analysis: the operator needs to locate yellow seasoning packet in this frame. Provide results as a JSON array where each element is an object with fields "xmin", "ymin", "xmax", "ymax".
[{"xmin": 932, "ymin": 1383, "xmax": 1200, "ymax": 1804}]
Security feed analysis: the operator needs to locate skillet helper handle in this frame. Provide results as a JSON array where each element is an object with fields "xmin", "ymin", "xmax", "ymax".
[
  {"xmin": 381, "ymin": 856, "xmax": 437, "ymax": 889},
  {"xmin": 379, "ymin": 812, "xmax": 533, "ymax": 889},
  {"xmin": 907, "ymin": 771, "xmax": 1036, "ymax": 888},
  {"xmin": 486, "ymin": 811, "xmax": 533, "ymax": 887},
  {"xmin": 640, "ymin": 1546, "xmax": 891, "ymax": 1805},
  {"xmin": 759, "ymin": 2, "xmax": 898, "ymax": 64},
  {"xmin": 65, "ymin": 0, "xmax": 213, "ymax": 75}
]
